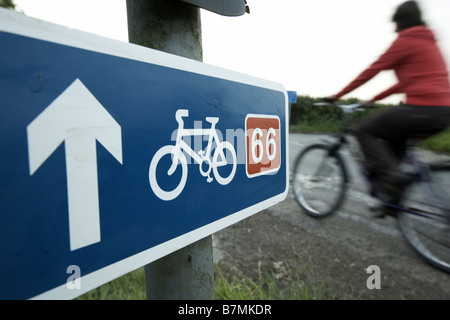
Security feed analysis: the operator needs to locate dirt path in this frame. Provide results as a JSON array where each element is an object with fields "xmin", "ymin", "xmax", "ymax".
[{"xmin": 213, "ymin": 189, "xmax": 450, "ymax": 300}]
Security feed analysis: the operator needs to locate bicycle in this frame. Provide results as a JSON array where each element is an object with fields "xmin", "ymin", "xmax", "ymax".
[
  {"xmin": 292, "ymin": 101, "xmax": 450, "ymax": 273},
  {"xmin": 149, "ymin": 109, "xmax": 237, "ymax": 201}
]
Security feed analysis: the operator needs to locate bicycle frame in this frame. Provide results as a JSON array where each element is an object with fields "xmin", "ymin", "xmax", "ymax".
[
  {"xmin": 337, "ymin": 127, "xmax": 449, "ymax": 223},
  {"xmin": 387, "ymin": 151, "xmax": 450, "ymax": 222},
  {"xmin": 168, "ymin": 113, "xmax": 227, "ymax": 176}
]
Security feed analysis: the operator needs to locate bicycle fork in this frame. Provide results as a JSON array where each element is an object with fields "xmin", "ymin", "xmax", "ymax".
[{"xmin": 167, "ymin": 146, "xmax": 186, "ymax": 176}]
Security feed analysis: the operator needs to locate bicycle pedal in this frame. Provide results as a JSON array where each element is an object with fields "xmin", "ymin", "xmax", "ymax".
[{"xmin": 207, "ymin": 177, "xmax": 213, "ymax": 183}]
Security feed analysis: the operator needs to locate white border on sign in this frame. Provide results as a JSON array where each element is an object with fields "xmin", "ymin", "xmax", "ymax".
[{"xmin": 0, "ymin": 8, "xmax": 289, "ymax": 300}]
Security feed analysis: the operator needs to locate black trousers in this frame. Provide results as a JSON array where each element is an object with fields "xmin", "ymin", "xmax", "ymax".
[{"xmin": 354, "ymin": 104, "xmax": 450, "ymax": 179}]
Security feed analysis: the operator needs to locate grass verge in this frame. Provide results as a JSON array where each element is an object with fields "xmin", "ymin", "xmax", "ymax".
[
  {"xmin": 76, "ymin": 267, "xmax": 146, "ymax": 300},
  {"xmin": 76, "ymin": 260, "xmax": 334, "ymax": 300},
  {"xmin": 215, "ymin": 261, "xmax": 333, "ymax": 300},
  {"xmin": 419, "ymin": 129, "xmax": 450, "ymax": 153}
]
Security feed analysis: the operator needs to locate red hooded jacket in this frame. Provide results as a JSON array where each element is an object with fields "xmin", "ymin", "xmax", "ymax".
[{"xmin": 334, "ymin": 25, "xmax": 450, "ymax": 106}]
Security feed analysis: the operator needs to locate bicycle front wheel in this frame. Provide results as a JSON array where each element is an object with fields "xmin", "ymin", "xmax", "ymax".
[
  {"xmin": 398, "ymin": 162, "xmax": 450, "ymax": 273},
  {"xmin": 149, "ymin": 145, "xmax": 188, "ymax": 201},
  {"xmin": 292, "ymin": 144, "xmax": 348, "ymax": 218}
]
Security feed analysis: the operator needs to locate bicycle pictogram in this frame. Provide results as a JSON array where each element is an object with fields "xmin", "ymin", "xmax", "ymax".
[{"xmin": 149, "ymin": 109, "xmax": 237, "ymax": 201}]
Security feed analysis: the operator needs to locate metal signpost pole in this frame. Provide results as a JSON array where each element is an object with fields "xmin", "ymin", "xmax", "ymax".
[{"xmin": 126, "ymin": 0, "xmax": 214, "ymax": 300}]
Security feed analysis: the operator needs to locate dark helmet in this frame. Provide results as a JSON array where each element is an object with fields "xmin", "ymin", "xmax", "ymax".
[{"xmin": 392, "ymin": 1, "xmax": 425, "ymax": 32}]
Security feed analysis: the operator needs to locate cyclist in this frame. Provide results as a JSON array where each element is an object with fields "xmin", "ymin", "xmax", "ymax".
[{"xmin": 328, "ymin": 1, "xmax": 450, "ymax": 204}]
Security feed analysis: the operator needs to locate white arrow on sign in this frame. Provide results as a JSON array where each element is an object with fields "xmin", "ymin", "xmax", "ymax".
[{"xmin": 27, "ymin": 79, "xmax": 123, "ymax": 251}]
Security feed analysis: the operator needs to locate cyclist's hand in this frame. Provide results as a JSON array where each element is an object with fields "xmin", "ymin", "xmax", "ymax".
[{"xmin": 360, "ymin": 100, "xmax": 375, "ymax": 109}]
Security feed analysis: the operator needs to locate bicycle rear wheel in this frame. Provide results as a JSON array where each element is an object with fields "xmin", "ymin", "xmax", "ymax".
[
  {"xmin": 398, "ymin": 162, "xmax": 450, "ymax": 273},
  {"xmin": 292, "ymin": 144, "xmax": 348, "ymax": 218}
]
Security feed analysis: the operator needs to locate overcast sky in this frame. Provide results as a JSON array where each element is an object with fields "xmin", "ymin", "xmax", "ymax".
[{"xmin": 12, "ymin": 0, "xmax": 450, "ymax": 104}]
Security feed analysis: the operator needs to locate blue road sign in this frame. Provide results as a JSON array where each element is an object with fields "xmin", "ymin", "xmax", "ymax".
[
  {"xmin": 0, "ymin": 9, "xmax": 288, "ymax": 299},
  {"xmin": 288, "ymin": 91, "xmax": 297, "ymax": 103}
]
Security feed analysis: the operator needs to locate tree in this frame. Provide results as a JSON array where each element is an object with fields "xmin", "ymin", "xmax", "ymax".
[{"xmin": 0, "ymin": 0, "xmax": 16, "ymax": 9}]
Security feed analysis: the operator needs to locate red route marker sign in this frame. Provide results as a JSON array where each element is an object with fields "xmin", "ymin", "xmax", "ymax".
[{"xmin": 245, "ymin": 115, "xmax": 281, "ymax": 178}]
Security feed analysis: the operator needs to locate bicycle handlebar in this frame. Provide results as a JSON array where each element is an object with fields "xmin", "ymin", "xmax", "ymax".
[
  {"xmin": 175, "ymin": 109, "xmax": 189, "ymax": 126},
  {"xmin": 313, "ymin": 100, "xmax": 375, "ymax": 114}
]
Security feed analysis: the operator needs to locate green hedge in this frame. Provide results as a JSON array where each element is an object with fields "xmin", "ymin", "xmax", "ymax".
[{"xmin": 289, "ymin": 95, "xmax": 392, "ymax": 132}]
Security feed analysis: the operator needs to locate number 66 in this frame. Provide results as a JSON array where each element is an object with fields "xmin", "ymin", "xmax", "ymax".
[{"xmin": 251, "ymin": 127, "xmax": 277, "ymax": 164}]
